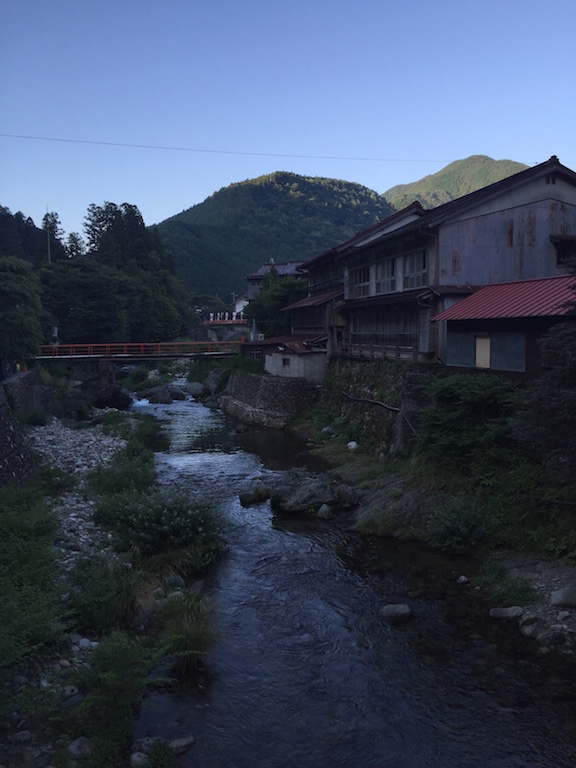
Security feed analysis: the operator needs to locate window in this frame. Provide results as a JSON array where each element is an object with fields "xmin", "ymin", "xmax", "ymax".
[
  {"xmin": 375, "ymin": 260, "xmax": 396, "ymax": 294},
  {"xmin": 404, "ymin": 250, "xmax": 427, "ymax": 289},
  {"xmin": 551, "ymin": 236, "xmax": 576, "ymax": 268},
  {"xmin": 350, "ymin": 266, "xmax": 371, "ymax": 298},
  {"xmin": 282, "ymin": 357, "xmax": 290, "ymax": 367}
]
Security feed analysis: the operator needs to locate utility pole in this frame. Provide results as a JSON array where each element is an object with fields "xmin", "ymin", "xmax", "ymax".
[{"xmin": 46, "ymin": 206, "xmax": 51, "ymax": 264}]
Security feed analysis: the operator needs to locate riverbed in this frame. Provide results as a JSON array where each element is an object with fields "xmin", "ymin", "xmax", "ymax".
[{"xmin": 133, "ymin": 395, "xmax": 576, "ymax": 768}]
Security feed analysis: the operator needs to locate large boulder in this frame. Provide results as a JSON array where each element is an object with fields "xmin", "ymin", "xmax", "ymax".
[
  {"xmin": 270, "ymin": 474, "xmax": 336, "ymax": 515},
  {"xmin": 141, "ymin": 385, "xmax": 174, "ymax": 404}
]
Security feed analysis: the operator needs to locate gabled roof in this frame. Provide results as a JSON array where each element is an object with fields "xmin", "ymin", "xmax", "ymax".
[
  {"xmin": 432, "ymin": 275, "xmax": 576, "ymax": 321},
  {"xmin": 246, "ymin": 261, "xmax": 308, "ymax": 280},
  {"xmin": 282, "ymin": 288, "xmax": 343, "ymax": 311},
  {"xmin": 242, "ymin": 333, "xmax": 326, "ymax": 353},
  {"xmin": 306, "ymin": 156, "xmax": 576, "ymax": 267}
]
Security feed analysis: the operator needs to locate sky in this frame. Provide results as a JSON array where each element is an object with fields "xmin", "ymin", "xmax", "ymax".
[{"xmin": 2, "ymin": 0, "xmax": 575, "ymax": 240}]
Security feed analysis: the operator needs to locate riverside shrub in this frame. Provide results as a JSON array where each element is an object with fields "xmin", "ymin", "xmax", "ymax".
[
  {"xmin": 85, "ymin": 441, "xmax": 156, "ymax": 496},
  {"xmin": 0, "ymin": 487, "xmax": 58, "ymax": 694},
  {"xmin": 67, "ymin": 555, "xmax": 140, "ymax": 635},
  {"xmin": 95, "ymin": 489, "xmax": 227, "ymax": 566},
  {"xmin": 417, "ymin": 372, "xmax": 519, "ymax": 465},
  {"xmin": 426, "ymin": 497, "xmax": 495, "ymax": 555}
]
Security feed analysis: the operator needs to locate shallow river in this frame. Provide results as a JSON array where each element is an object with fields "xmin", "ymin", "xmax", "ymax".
[{"xmin": 133, "ymin": 396, "xmax": 576, "ymax": 768}]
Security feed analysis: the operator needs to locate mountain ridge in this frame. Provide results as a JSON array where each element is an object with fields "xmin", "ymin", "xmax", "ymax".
[{"xmin": 155, "ymin": 156, "xmax": 528, "ymax": 298}]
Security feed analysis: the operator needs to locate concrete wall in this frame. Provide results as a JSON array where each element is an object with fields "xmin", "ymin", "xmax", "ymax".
[
  {"xmin": 264, "ymin": 351, "xmax": 327, "ymax": 384},
  {"xmin": 220, "ymin": 373, "xmax": 318, "ymax": 428}
]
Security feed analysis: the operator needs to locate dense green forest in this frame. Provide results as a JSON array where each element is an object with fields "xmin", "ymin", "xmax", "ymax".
[
  {"xmin": 154, "ymin": 172, "xmax": 394, "ymax": 300},
  {"xmin": 0, "ymin": 204, "xmax": 191, "ymax": 354},
  {"xmin": 382, "ymin": 155, "xmax": 528, "ymax": 210}
]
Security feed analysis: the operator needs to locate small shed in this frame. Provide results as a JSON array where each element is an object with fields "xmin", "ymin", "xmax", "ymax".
[
  {"xmin": 242, "ymin": 334, "xmax": 327, "ymax": 384},
  {"xmin": 432, "ymin": 275, "xmax": 576, "ymax": 378}
]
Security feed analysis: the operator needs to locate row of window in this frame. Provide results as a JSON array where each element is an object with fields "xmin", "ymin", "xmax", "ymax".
[{"xmin": 349, "ymin": 251, "xmax": 428, "ymax": 298}]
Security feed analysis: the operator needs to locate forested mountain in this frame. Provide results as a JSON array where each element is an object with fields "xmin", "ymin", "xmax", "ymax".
[
  {"xmin": 154, "ymin": 172, "xmax": 394, "ymax": 300},
  {"xmin": 382, "ymin": 155, "xmax": 529, "ymax": 210}
]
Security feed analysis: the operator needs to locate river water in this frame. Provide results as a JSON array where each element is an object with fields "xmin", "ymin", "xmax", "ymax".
[{"xmin": 133, "ymin": 395, "xmax": 576, "ymax": 768}]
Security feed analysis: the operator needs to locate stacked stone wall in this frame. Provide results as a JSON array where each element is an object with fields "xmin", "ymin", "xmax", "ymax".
[
  {"xmin": 220, "ymin": 373, "xmax": 318, "ymax": 428},
  {"xmin": 2, "ymin": 368, "xmax": 58, "ymax": 416},
  {"xmin": 0, "ymin": 386, "xmax": 36, "ymax": 486}
]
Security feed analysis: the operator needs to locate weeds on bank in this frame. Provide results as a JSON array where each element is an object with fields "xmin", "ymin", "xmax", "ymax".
[
  {"xmin": 473, "ymin": 559, "xmax": 537, "ymax": 606},
  {"xmin": 95, "ymin": 489, "xmax": 227, "ymax": 565},
  {"xmin": 1, "ymin": 412, "xmax": 227, "ymax": 758},
  {"xmin": 90, "ymin": 409, "xmax": 170, "ymax": 451},
  {"xmin": 77, "ymin": 631, "xmax": 158, "ymax": 768},
  {"xmin": 0, "ymin": 486, "xmax": 59, "ymax": 705},
  {"xmin": 66, "ymin": 555, "xmax": 142, "ymax": 636},
  {"xmin": 85, "ymin": 439, "xmax": 156, "ymax": 496},
  {"xmin": 121, "ymin": 365, "xmax": 174, "ymax": 392},
  {"xmin": 159, "ymin": 592, "xmax": 216, "ymax": 677}
]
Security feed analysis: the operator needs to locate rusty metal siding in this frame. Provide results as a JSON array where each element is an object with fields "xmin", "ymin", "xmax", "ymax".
[{"xmin": 438, "ymin": 200, "xmax": 576, "ymax": 284}]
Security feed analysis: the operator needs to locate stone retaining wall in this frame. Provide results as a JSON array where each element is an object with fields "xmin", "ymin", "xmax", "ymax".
[
  {"xmin": 2, "ymin": 368, "xmax": 57, "ymax": 416},
  {"xmin": 220, "ymin": 373, "xmax": 318, "ymax": 428},
  {"xmin": 0, "ymin": 385, "xmax": 36, "ymax": 486}
]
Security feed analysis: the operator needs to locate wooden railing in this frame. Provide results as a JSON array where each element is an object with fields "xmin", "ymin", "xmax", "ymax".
[{"xmin": 36, "ymin": 341, "xmax": 242, "ymax": 359}]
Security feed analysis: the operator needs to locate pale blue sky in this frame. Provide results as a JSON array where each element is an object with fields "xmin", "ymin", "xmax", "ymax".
[{"xmin": 2, "ymin": 0, "xmax": 575, "ymax": 239}]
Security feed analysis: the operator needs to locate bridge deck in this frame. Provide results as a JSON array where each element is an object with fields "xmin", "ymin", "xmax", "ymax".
[{"xmin": 36, "ymin": 341, "xmax": 241, "ymax": 360}]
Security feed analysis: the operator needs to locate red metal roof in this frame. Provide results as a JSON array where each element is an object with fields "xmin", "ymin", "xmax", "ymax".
[{"xmin": 432, "ymin": 275, "xmax": 576, "ymax": 321}]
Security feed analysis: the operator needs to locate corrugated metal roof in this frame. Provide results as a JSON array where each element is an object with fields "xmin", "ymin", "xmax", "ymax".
[
  {"xmin": 282, "ymin": 288, "xmax": 343, "ymax": 311},
  {"xmin": 247, "ymin": 262, "xmax": 308, "ymax": 279},
  {"xmin": 432, "ymin": 275, "xmax": 576, "ymax": 321}
]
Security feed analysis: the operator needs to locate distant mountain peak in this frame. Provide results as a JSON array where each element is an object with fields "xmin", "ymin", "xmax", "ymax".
[{"xmin": 382, "ymin": 155, "xmax": 529, "ymax": 210}]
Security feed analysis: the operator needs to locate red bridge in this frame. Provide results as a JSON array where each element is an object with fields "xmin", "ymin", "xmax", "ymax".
[{"xmin": 37, "ymin": 341, "xmax": 242, "ymax": 360}]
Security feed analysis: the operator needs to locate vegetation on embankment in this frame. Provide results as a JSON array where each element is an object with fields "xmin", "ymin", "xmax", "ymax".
[
  {"xmin": 0, "ymin": 399, "xmax": 227, "ymax": 767},
  {"xmin": 295, "ymin": 355, "xmax": 576, "ymax": 564}
]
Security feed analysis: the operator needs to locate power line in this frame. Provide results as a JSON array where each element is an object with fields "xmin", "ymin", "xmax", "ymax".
[{"xmin": 0, "ymin": 132, "xmax": 451, "ymax": 165}]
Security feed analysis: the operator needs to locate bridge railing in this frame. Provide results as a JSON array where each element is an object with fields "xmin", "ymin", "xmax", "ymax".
[{"xmin": 37, "ymin": 341, "xmax": 242, "ymax": 359}]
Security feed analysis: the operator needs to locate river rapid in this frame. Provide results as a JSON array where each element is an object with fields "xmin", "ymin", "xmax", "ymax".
[{"xmin": 133, "ymin": 395, "xmax": 576, "ymax": 768}]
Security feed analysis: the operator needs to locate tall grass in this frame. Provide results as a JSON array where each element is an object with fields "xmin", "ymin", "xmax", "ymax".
[{"xmin": 0, "ymin": 486, "xmax": 58, "ymax": 703}]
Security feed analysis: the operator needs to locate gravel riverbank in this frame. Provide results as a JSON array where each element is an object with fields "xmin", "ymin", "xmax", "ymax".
[{"xmin": 1, "ymin": 417, "xmax": 127, "ymax": 768}]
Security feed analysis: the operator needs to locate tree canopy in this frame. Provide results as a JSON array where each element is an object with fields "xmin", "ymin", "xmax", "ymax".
[
  {"xmin": 0, "ymin": 257, "xmax": 44, "ymax": 360},
  {"xmin": 243, "ymin": 268, "xmax": 307, "ymax": 337},
  {"xmin": 0, "ymin": 203, "xmax": 193, "ymax": 350}
]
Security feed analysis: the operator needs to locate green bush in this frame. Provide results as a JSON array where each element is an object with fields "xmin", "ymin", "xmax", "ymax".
[
  {"xmin": 30, "ymin": 465, "xmax": 76, "ymax": 496},
  {"xmin": 159, "ymin": 592, "xmax": 216, "ymax": 677},
  {"xmin": 80, "ymin": 631, "xmax": 155, "ymax": 768},
  {"xmin": 18, "ymin": 409, "xmax": 49, "ymax": 426},
  {"xmin": 0, "ymin": 487, "xmax": 58, "ymax": 699},
  {"xmin": 473, "ymin": 560, "xmax": 537, "ymax": 605},
  {"xmin": 131, "ymin": 414, "xmax": 170, "ymax": 452},
  {"xmin": 66, "ymin": 556, "xmax": 140, "ymax": 635},
  {"xmin": 85, "ymin": 442, "xmax": 156, "ymax": 496},
  {"xmin": 417, "ymin": 372, "xmax": 520, "ymax": 465},
  {"xmin": 122, "ymin": 366, "xmax": 150, "ymax": 388},
  {"xmin": 426, "ymin": 497, "xmax": 495, "ymax": 555},
  {"xmin": 95, "ymin": 490, "xmax": 227, "ymax": 567}
]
